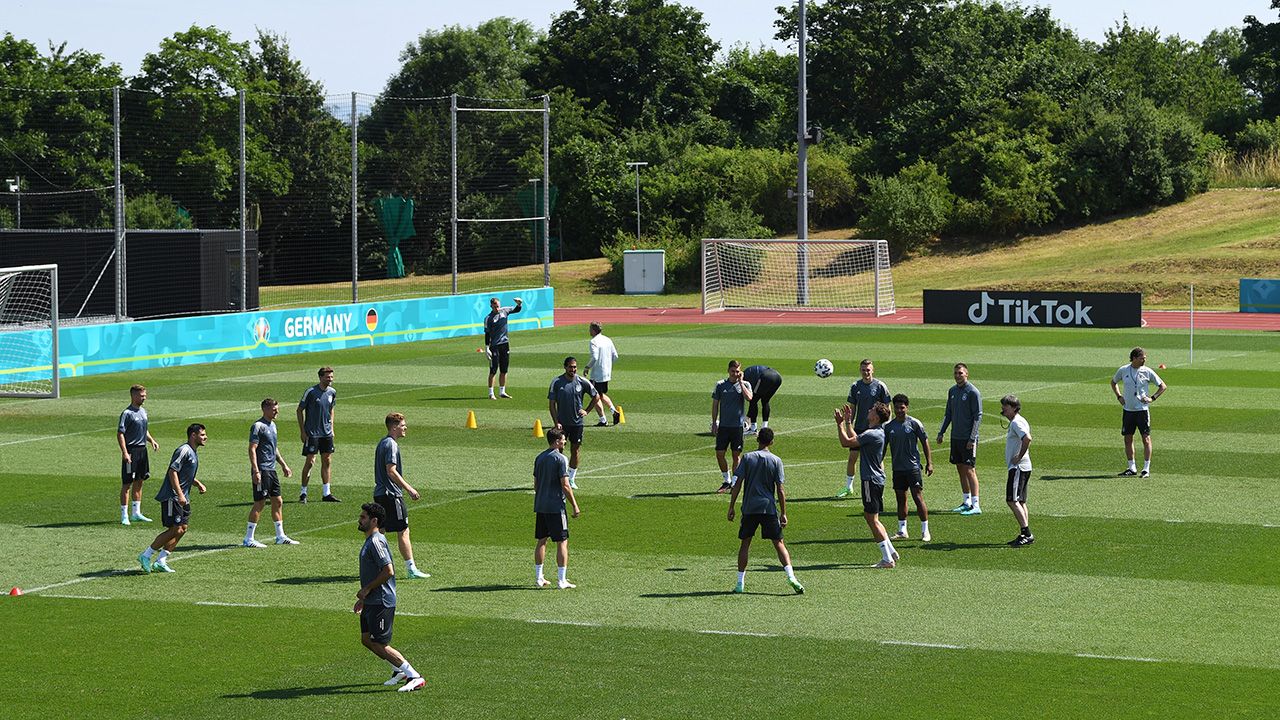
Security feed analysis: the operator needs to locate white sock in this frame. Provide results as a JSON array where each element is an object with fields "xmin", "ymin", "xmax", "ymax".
[
  {"xmin": 963, "ymin": 493, "xmax": 972, "ymax": 505},
  {"xmin": 898, "ymin": 520, "xmax": 907, "ymax": 533},
  {"xmin": 488, "ymin": 387, "xmax": 496, "ymax": 397},
  {"xmin": 300, "ymin": 486, "xmax": 308, "ymax": 497},
  {"xmin": 761, "ymin": 421, "xmax": 768, "ymax": 428},
  {"xmin": 142, "ymin": 547, "xmax": 155, "ymax": 559},
  {"xmin": 737, "ymin": 570, "xmax": 746, "ymax": 585},
  {"xmin": 722, "ymin": 470, "xmax": 731, "ymax": 483},
  {"xmin": 535, "ymin": 563, "xmax": 544, "ymax": 581},
  {"xmin": 121, "ymin": 504, "xmax": 129, "ymax": 518},
  {"xmin": 1128, "ymin": 459, "xmax": 1137, "ymax": 470},
  {"xmin": 921, "ymin": 520, "xmax": 930, "ymax": 535},
  {"xmin": 878, "ymin": 540, "xmax": 893, "ymax": 563},
  {"xmin": 131, "ymin": 500, "xmax": 142, "ymax": 515},
  {"xmin": 1143, "ymin": 460, "xmax": 1151, "ymax": 471},
  {"xmin": 568, "ymin": 468, "xmax": 577, "ymax": 482},
  {"xmin": 156, "ymin": 549, "xmax": 170, "ymax": 562},
  {"xmin": 398, "ymin": 661, "xmax": 419, "ymax": 679},
  {"xmin": 970, "ymin": 495, "xmax": 980, "ymax": 508},
  {"xmin": 783, "ymin": 565, "xmax": 795, "ymax": 581},
  {"xmin": 846, "ymin": 475, "xmax": 855, "ymax": 491},
  {"xmin": 245, "ymin": 522, "xmax": 257, "ymax": 541},
  {"xmin": 273, "ymin": 520, "xmax": 284, "ymax": 538},
  {"xmin": 406, "ymin": 558, "xmax": 417, "ymax": 572},
  {"xmin": 322, "ymin": 483, "xmax": 331, "ymax": 496},
  {"xmin": 557, "ymin": 565, "xmax": 567, "ymax": 582},
  {"xmin": 499, "ymin": 385, "xmax": 506, "ymax": 394}
]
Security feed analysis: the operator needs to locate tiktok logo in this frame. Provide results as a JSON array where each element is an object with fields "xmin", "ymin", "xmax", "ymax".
[{"xmin": 968, "ymin": 292, "xmax": 995, "ymax": 323}]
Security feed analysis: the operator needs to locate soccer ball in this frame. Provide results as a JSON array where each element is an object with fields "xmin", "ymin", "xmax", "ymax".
[{"xmin": 814, "ymin": 359, "xmax": 834, "ymax": 378}]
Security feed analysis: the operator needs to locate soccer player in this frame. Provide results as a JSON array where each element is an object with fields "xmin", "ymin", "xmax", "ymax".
[
  {"xmin": 726, "ymin": 428, "xmax": 803, "ymax": 594},
  {"xmin": 837, "ymin": 359, "xmax": 890, "ymax": 498},
  {"xmin": 1110, "ymin": 347, "xmax": 1167, "ymax": 478},
  {"xmin": 355, "ymin": 502, "xmax": 426, "ymax": 692},
  {"xmin": 936, "ymin": 362, "xmax": 983, "ymax": 515},
  {"xmin": 297, "ymin": 366, "xmax": 340, "ymax": 503},
  {"xmin": 243, "ymin": 398, "xmax": 298, "ymax": 547},
  {"xmin": 712, "ymin": 360, "xmax": 753, "ymax": 493},
  {"xmin": 884, "ymin": 394, "xmax": 933, "ymax": 542},
  {"xmin": 1001, "ymin": 395, "xmax": 1034, "ymax": 547},
  {"xmin": 547, "ymin": 356, "xmax": 601, "ymax": 490},
  {"xmin": 138, "ymin": 423, "xmax": 207, "ymax": 574},
  {"xmin": 485, "ymin": 296, "xmax": 524, "ymax": 399},
  {"xmin": 533, "ymin": 428, "xmax": 582, "ymax": 589},
  {"xmin": 836, "ymin": 402, "xmax": 898, "ymax": 568},
  {"xmin": 743, "ymin": 364, "xmax": 783, "ymax": 435},
  {"xmin": 374, "ymin": 412, "xmax": 430, "ymax": 579},
  {"xmin": 117, "ymin": 384, "xmax": 160, "ymax": 525},
  {"xmin": 584, "ymin": 321, "xmax": 620, "ymax": 426}
]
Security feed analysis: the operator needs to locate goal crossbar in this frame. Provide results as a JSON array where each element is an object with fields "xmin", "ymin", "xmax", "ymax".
[{"xmin": 701, "ymin": 238, "xmax": 895, "ymax": 315}]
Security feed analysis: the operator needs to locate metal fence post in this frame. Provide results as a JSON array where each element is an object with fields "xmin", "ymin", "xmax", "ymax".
[
  {"xmin": 543, "ymin": 94, "xmax": 551, "ymax": 288},
  {"xmin": 239, "ymin": 89, "xmax": 247, "ymax": 311},
  {"xmin": 450, "ymin": 93, "xmax": 458, "ymax": 295},
  {"xmin": 351, "ymin": 92, "xmax": 360, "ymax": 303},
  {"xmin": 113, "ymin": 86, "xmax": 123, "ymax": 322}
]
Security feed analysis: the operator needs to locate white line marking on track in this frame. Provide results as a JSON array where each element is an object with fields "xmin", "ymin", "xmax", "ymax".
[
  {"xmin": 699, "ymin": 630, "xmax": 777, "ymax": 638},
  {"xmin": 529, "ymin": 619, "xmax": 601, "ymax": 627},
  {"xmin": 1075, "ymin": 653, "xmax": 1161, "ymax": 663},
  {"xmin": 880, "ymin": 640, "xmax": 965, "ymax": 649},
  {"xmin": 195, "ymin": 601, "xmax": 267, "ymax": 608}
]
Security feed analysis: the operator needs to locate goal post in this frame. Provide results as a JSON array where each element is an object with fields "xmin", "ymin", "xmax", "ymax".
[
  {"xmin": 0, "ymin": 264, "xmax": 60, "ymax": 398},
  {"xmin": 701, "ymin": 239, "xmax": 895, "ymax": 315}
]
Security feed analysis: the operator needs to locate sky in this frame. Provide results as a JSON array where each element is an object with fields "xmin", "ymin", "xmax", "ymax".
[{"xmin": 4, "ymin": 0, "xmax": 1273, "ymax": 95}]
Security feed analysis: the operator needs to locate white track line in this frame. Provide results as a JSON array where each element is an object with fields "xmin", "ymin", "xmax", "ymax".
[
  {"xmin": 699, "ymin": 629, "xmax": 777, "ymax": 638},
  {"xmin": 1075, "ymin": 653, "xmax": 1161, "ymax": 663},
  {"xmin": 881, "ymin": 640, "xmax": 965, "ymax": 649},
  {"xmin": 23, "ymin": 489, "xmax": 511, "ymax": 595}
]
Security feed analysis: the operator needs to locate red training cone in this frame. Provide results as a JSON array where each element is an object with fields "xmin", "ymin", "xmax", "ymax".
[{"xmin": 9, "ymin": 587, "xmax": 23, "ymax": 596}]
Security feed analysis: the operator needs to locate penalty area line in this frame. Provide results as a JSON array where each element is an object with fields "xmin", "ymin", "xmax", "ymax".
[
  {"xmin": 699, "ymin": 629, "xmax": 777, "ymax": 638},
  {"xmin": 1075, "ymin": 653, "xmax": 1162, "ymax": 663},
  {"xmin": 880, "ymin": 640, "xmax": 965, "ymax": 649},
  {"xmin": 528, "ymin": 619, "xmax": 602, "ymax": 627},
  {"xmin": 195, "ymin": 601, "xmax": 268, "ymax": 608}
]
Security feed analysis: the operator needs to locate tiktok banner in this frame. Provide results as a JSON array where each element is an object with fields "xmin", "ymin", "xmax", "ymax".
[{"xmin": 923, "ymin": 290, "xmax": 1142, "ymax": 328}]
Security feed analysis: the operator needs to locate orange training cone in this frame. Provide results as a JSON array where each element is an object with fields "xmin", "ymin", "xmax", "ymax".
[
  {"xmin": 9, "ymin": 587, "xmax": 22, "ymax": 596},
  {"xmin": 465, "ymin": 410, "xmax": 478, "ymax": 429},
  {"xmin": 533, "ymin": 418, "xmax": 545, "ymax": 438},
  {"xmin": 616, "ymin": 406, "xmax": 626, "ymax": 424}
]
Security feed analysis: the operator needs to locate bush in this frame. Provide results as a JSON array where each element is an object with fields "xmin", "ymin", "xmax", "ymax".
[
  {"xmin": 1234, "ymin": 118, "xmax": 1280, "ymax": 156},
  {"xmin": 859, "ymin": 161, "xmax": 954, "ymax": 256},
  {"xmin": 126, "ymin": 193, "xmax": 195, "ymax": 229}
]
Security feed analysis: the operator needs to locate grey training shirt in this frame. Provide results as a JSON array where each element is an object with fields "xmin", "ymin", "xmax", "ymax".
[
  {"xmin": 548, "ymin": 375, "xmax": 598, "ymax": 428},
  {"xmin": 857, "ymin": 427, "xmax": 887, "ymax": 485},
  {"xmin": 734, "ymin": 449, "xmax": 785, "ymax": 516},
  {"xmin": 533, "ymin": 447, "xmax": 570, "ymax": 513},
  {"xmin": 712, "ymin": 378, "xmax": 747, "ymax": 427},
  {"xmin": 884, "ymin": 415, "xmax": 928, "ymax": 472},
  {"xmin": 118, "ymin": 405, "xmax": 149, "ymax": 447},
  {"xmin": 939, "ymin": 382, "xmax": 982, "ymax": 443},
  {"xmin": 359, "ymin": 531, "xmax": 397, "ymax": 608},
  {"xmin": 299, "ymin": 384, "xmax": 336, "ymax": 437},
  {"xmin": 373, "ymin": 436, "xmax": 403, "ymax": 498},
  {"xmin": 155, "ymin": 443, "xmax": 199, "ymax": 502},
  {"xmin": 249, "ymin": 418, "xmax": 278, "ymax": 471},
  {"xmin": 485, "ymin": 304, "xmax": 522, "ymax": 348},
  {"xmin": 848, "ymin": 379, "xmax": 891, "ymax": 432}
]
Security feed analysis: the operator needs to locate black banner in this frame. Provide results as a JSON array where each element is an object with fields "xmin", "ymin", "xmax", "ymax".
[{"xmin": 923, "ymin": 290, "xmax": 1142, "ymax": 328}]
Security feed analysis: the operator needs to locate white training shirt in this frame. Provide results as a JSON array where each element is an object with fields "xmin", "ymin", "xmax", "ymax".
[
  {"xmin": 1005, "ymin": 414, "xmax": 1032, "ymax": 471},
  {"xmin": 1113, "ymin": 365, "xmax": 1163, "ymax": 412},
  {"xmin": 588, "ymin": 333, "xmax": 618, "ymax": 382}
]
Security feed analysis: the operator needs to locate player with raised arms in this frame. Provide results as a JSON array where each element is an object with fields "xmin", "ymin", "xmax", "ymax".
[
  {"xmin": 837, "ymin": 359, "xmax": 890, "ymax": 498},
  {"xmin": 836, "ymin": 402, "xmax": 899, "ymax": 568},
  {"xmin": 485, "ymin": 296, "xmax": 523, "ymax": 399},
  {"xmin": 726, "ymin": 427, "xmax": 803, "ymax": 594},
  {"xmin": 712, "ymin": 360, "xmax": 753, "ymax": 493}
]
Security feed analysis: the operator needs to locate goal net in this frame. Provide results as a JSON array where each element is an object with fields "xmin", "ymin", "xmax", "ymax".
[
  {"xmin": 702, "ymin": 239, "xmax": 895, "ymax": 315},
  {"xmin": 0, "ymin": 264, "xmax": 60, "ymax": 398}
]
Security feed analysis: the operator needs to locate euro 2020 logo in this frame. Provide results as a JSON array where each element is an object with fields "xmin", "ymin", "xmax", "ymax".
[{"xmin": 253, "ymin": 318, "xmax": 271, "ymax": 343}]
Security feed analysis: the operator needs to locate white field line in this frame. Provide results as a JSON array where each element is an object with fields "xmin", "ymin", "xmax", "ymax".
[
  {"xmin": 1075, "ymin": 653, "xmax": 1162, "ymax": 663},
  {"xmin": 195, "ymin": 601, "xmax": 267, "ymax": 608},
  {"xmin": 23, "ymin": 489, "xmax": 512, "ymax": 595},
  {"xmin": 699, "ymin": 629, "xmax": 777, "ymax": 638},
  {"xmin": 881, "ymin": 640, "xmax": 965, "ymax": 649},
  {"xmin": 40, "ymin": 593, "xmax": 109, "ymax": 600},
  {"xmin": 528, "ymin": 619, "xmax": 601, "ymax": 627}
]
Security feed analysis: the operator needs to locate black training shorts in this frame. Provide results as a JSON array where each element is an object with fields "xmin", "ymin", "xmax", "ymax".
[
  {"xmin": 1006, "ymin": 468, "xmax": 1031, "ymax": 503},
  {"xmin": 739, "ymin": 513, "xmax": 783, "ymax": 540},
  {"xmin": 535, "ymin": 511, "xmax": 569, "ymax": 542},
  {"xmin": 360, "ymin": 604, "xmax": 395, "ymax": 645},
  {"xmin": 715, "ymin": 424, "xmax": 744, "ymax": 453},
  {"xmin": 375, "ymin": 494, "xmax": 409, "ymax": 533}
]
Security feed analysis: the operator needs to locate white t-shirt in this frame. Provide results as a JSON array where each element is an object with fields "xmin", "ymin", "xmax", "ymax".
[
  {"xmin": 1005, "ymin": 414, "xmax": 1032, "ymax": 471},
  {"xmin": 1113, "ymin": 365, "xmax": 1163, "ymax": 412},
  {"xmin": 587, "ymin": 333, "xmax": 618, "ymax": 382}
]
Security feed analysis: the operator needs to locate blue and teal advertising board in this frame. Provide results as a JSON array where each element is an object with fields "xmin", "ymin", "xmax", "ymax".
[
  {"xmin": 1, "ymin": 288, "xmax": 552, "ymax": 383},
  {"xmin": 1240, "ymin": 278, "xmax": 1280, "ymax": 313}
]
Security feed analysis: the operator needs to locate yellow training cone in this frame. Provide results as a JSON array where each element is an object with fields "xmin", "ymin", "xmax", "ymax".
[
  {"xmin": 533, "ymin": 418, "xmax": 545, "ymax": 438},
  {"xmin": 616, "ymin": 406, "xmax": 626, "ymax": 424},
  {"xmin": 465, "ymin": 410, "xmax": 478, "ymax": 429}
]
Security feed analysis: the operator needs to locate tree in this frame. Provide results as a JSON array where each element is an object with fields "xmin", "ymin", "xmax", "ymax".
[
  {"xmin": 384, "ymin": 18, "xmax": 539, "ymax": 99},
  {"xmin": 708, "ymin": 45, "xmax": 797, "ymax": 148},
  {"xmin": 1236, "ymin": 2, "xmax": 1280, "ymax": 118},
  {"xmin": 530, "ymin": 0, "xmax": 719, "ymax": 129}
]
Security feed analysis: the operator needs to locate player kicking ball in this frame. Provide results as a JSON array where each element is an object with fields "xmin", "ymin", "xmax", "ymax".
[
  {"xmin": 355, "ymin": 502, "xmax": 426, "ymax": 692},
  {"xmin": 726, "ymin": 428, "xmax": 803, "ymax": 595}
]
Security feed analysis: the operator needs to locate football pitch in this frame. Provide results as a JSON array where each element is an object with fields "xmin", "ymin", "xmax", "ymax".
[{"xmin": 1, "ymin": 321, "xmax": 1277, "ymax": 718}]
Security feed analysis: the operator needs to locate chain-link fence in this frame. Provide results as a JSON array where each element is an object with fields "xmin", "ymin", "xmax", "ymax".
[{"xmin": 0, "ymin": 86, "xmax": 551, "ymax": 320}]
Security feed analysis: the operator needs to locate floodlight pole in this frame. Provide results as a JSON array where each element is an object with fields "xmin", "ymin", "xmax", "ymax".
[
  {"xmin": 626, "ymin": 162, "xmax": 648, "ymax": 241},
  {"xmin": 796, "ymin": 0, "xmax": 810, "ymax": 306}
]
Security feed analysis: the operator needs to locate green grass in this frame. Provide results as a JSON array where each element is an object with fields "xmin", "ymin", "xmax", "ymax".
[{"xmin": 2, "ymin": 322, "xmax": 1279, "ymax": 718}]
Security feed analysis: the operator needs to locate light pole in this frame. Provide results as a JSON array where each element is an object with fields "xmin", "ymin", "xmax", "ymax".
[
  {"xmin": 4, "ymin": 175, "xmax": 18, "ymax": 229},
  {"xmin": 626, "ymin": 161, "xmax": 648, "ymax": 241}
]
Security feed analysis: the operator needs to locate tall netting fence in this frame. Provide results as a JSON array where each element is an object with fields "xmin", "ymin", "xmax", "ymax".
[{"xmin": 0, "ymin": 86, "xmax": 550, "ymax": 320}]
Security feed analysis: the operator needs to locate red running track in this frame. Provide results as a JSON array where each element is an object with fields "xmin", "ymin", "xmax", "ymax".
[{"xmin": 555, "ymin": 306, "xmax": 1280, "ymax": 332}]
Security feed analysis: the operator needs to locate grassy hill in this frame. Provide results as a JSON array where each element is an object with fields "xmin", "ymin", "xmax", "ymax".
[{"xmin": 261, "ymin": 189, "xmax": 1280, "ymax": 311}]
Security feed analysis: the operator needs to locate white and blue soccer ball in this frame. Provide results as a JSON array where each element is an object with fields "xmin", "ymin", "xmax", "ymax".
[{"xmin": 814, "ymin": 358, "xmax": 834, "ymax": 378}]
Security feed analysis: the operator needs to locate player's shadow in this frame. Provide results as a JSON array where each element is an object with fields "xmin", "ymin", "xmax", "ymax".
[
  {"xmin": 917, "ymin": 541, "xmax": 1008, "ymax": 551},
  {"xmin": 27, "ymin": 520, "xmax": 116, "ymax": 528},
  {"xmin": 224, "ymin": 683, "xmax": 385, "ymax": 700},
  {"xmin": 789, "ymin": 562, "xmax": 866, "ymax": 572},
  {"xmin": 431, "ymin": 584, "xmax": 535, "ymax": 593},
  {"xmin": 786, "ymin": 496, "xmax": 844, "ymax": 503},
  {"xmin": 174, "ymin": 544, "xmax": 234, "ymax": 553},
  {"xmin": 266, "ymin": 575, "xmax": 357, "ymax": 586},
  {"xmin": 1041, "ymin": 474, "xmax": 1115, "ymax": 481},
  {"xmin": 639, "ymin": 590, "xmax": 735, "ymax": 598},
  {"xmin": 789, "ymin": 537, "xmax": 874, "ymax": 546},
  {"xmin": 78, "ymin": 567, "xmax": 128, "ymax": 579},
  {"xmin": 630, "ymin": 491, "xmax": 713, "ymax": 498},
  {"xmin": 216, "ymin": 501, "xmax": 257, "ymax": 508},
  {"xmin": 466, "ymin": 487, "xmax": 526, "ymax": 494}
]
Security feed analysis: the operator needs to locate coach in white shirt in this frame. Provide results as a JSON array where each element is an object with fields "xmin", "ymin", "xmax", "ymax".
[
  {"xmin": 585, "ymin": 322, "xmax": 620, "ymax": 426},
  {"xmin": 1109, "ymin": 346, "xmax": 1167, "ymax": 478}
]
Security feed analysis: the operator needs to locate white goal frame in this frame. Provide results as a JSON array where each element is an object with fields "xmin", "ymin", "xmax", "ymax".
[
  {"xmin": 0, "ymin": 264, "xmax": 60, "ymax": 398},
  {"xmin": 701, "ymin": 239, "xmax": 895, "ymax": 315}
]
